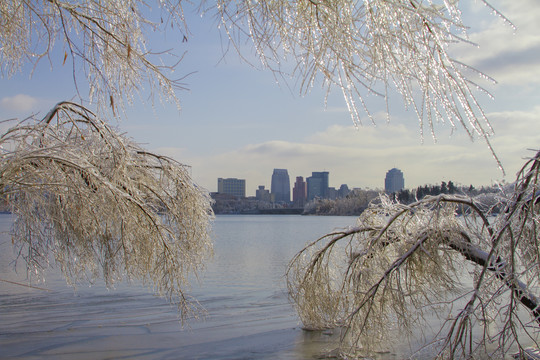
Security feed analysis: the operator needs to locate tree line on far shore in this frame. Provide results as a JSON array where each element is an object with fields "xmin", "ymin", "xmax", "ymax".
[{"xmin": 393, "ymin": 181, "xmax": 501, "ymax": 204}]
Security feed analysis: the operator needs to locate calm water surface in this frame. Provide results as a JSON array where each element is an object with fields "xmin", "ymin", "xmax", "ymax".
[{"xmin": 0, "ymin": 214, "xmax": 359, "ymax": 359}]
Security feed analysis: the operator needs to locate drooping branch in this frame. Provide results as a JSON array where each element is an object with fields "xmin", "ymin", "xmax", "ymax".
[
  {"xmin": 0, "ymin": 101, "xmax": 214, "ymax": 320},
  {"xmin": 0, "ymin": 1, "xmax": 189, "ymax": 114},
  {"xmin": 288, "ymin": 151, "xmax": 540, "ymax": 358},
  {"xmin": 209, "ymin": 0, "xmax": 506, "ymax": 170}
]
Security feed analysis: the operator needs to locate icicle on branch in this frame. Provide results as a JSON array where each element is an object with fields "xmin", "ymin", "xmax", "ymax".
[{"xmin": 210, "ymin": 0, "xmax": 506, "ymax": 171}]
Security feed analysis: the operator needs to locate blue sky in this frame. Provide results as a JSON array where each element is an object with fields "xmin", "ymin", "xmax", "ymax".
[{"xmin": 1, "ymin": 0, "xmax": 540, "ymax": 196}]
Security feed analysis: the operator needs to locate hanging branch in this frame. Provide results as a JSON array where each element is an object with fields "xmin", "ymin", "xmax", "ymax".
[
  {"xmin": 287, "ymin": 151, "xmax": 540, "ymax": 358},
  {"xmin": 209, "ymin": 0, "xmax": 507, "ymax": 171},
  {"xmin": 0, "ymin": 101, "xmax": 214, "ymax": 320},
  {"xmin": 0, "ymin": 0, "xmax": 190, "ymax": 115}
]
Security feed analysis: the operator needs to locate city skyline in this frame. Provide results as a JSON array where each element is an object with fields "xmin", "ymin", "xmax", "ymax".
[
  {"xmin": 217, "ymin": 169, "xmax": 335, "ymax": 198},
  {"xmin": 216, "ymin": 164, "xmax": 505, "ymax": 198},
  {"xmin": 220, "ymin": 167, "xmax": 405, "ymax": 200}
]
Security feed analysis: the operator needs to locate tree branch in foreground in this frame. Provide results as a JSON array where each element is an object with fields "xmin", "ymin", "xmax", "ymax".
[
  {"xmin": 288, "ymin": 151, "xmax": 540, "ymax": 358},
  {"xmin": 0, "ymin": 101, "xmax": 214, "ymax": 321}
]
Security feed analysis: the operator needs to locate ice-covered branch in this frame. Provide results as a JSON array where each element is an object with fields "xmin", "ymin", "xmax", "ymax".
[
  {"xmin": 288, "ymin": 151, "xmax": 540, "ymax": 358},
  {"xmin": 0, "ymin": 1, "xmax": 189, "ymax": 114},
  {"xmin": 210, "ymin": 0, "xmax": 504, "ymax": 169},
  {"xmin": 448, "ymin": 236, "xmax": 540, "ymax": 324},
  {"xmin": 0, "ymin": 101, "xmax": 214, "ymax": 319}
]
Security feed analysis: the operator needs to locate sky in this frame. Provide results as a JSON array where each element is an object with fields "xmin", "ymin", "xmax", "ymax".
[{"xmin": 1, "ymin": 0, "xmax": 540, "ymax": 196}]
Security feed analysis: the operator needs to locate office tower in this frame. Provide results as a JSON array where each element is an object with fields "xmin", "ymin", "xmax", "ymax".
[
  {"xmin": 306, "ymin": 171, "xmax": 329, "ymax": 201},
  {"xmin": 328, "ymin": 187, "xmax": 337, "ymax": 200},
  {"xmin": 271, "ymin": 169, "xmax": 290, "ymax": 203},
  {"xmin": 338, "ymin": 184, "xmax": 350, "ymax": 198},
  {"xmin": 217, "ymin": 178, "xmax": 246, "ymax": 198},
  {"xmin": 384, "ymin": 168, "xmax": 405, "ymax": 193},
  {"xmin": 292, "ymin": 176, "xmax": 307, "ymax": 207},
  {"xmin": 256, "ymin": 185, "xmax": 271, "ymax": 202}
]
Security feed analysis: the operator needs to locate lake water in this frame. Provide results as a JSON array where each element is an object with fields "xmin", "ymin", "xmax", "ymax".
[{"xmin": 0, "ymin": 214, "xmax": 361, "ymax": 359}]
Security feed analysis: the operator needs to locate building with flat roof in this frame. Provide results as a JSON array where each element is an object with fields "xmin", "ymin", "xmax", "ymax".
[
  {"xmin": 384, "ymin": 168, "xmax": 405, "ymax": 194},
  {"xmin": 271, "ymin": 169, "xmax": 290, "ymax": 203},
  {"xmin": 292, "ymin": 176, "xmax": 307, "ymax": 208},
  {"xmin": 307, "ymin": 171, "xmax": 329, "ymax": 201},
  {"xmin": 338, "ymin": 184, "xmax": 350, "ymax": 198},
  {"xmin": 256, "ymin": 185, "xmax": 271, "ymax": 202},
  {"xmin": 218, "ymin": 178, "xmax": 246, "ymax": 198}
]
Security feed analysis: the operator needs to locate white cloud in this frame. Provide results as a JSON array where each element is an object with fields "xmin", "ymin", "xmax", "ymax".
[
  {"xmin": 451, "ymin": 0, "xmax": 540, "ymax": 86},
  {"xmin": 0, "ymin": 94, "xmax": 40, "ymax": 113}
]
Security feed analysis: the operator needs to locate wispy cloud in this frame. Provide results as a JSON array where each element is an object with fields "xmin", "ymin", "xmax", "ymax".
[
  {"xmin": 452, "ymin": 0, "xmax": 540, "ymax": 86},
  {"xmin": 0, "ymin": 94, "xmax": 40, "ymax": 113}
]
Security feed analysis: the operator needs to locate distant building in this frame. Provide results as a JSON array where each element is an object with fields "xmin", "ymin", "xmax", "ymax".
[
  {"xmin": 271, "ymin": 169, "xmax": 291, "ymax": 203},
  {"xmin": 256, "ymin": 185, "xmax": 271, "ymax": 202},
  {"xmin": 218, "ymin": 178, "xmax": 246, "ymax": 198},
  {"xmin": 328, "ymin": 187, "xmax": 338, "ymax": 200},
  {"xmin": 292, "ymin": 176, "xmax": 307, "ymax": 208},
  {"xmin": 338, "ymin": 184, "xmax": 350, "ymax": 198},
  {"xmin": 307, "ymin": 171, "xmax": 329, "ymax": 201},
  {"xmin": 384, "ymin": 168, "xmax": 405, "ymax": 193}
]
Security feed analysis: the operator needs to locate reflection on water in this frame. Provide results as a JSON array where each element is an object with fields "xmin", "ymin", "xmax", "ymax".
[{"xmin": 0, "ymin": 214, "xmax": 360, "ymax": 359}]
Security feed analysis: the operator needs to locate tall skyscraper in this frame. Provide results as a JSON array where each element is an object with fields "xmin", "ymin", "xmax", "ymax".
[
  {"xmin": 217, "ymin": 178, "xmax": 246, "ymax": 198},
  {"xmin": 292, "ymin": 176, "xmax": 307, "ymax": 208},
  {"xmin": 384, "ymin": 168, "xmax": 405, "ymax": 193},
  {"xmin": 271, "ymin": 169, "xmax": 290, "ymax": 203},
  {"xmin": 307, "ymin": 171, "xmax": 329, "ymax": 201}
]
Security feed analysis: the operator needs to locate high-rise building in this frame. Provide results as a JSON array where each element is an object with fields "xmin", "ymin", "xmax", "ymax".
[
  {"xmin": 307, "ymin": 171, "xmax": 329, "ymax": 201},
  {"xmin": 384, "ymin": 168, "xmax": 405, "ymax": 193},
  {"xmin": 217, "ymin": 178, "xmax": 246, "ymax": 198},
  {"xmin": 292, "ymin": 176, "xmax": 307, "ymax": 208},
  {"xmin": 328, "ymin": 187, "xmax": 338, "ymax": 200},
  {"xmin": 338, "ymin": 184, "xmax": 350, "ymax": 198},
  {"xmin": 256, "ymin": 185, "xmax": 271, "ymax": 202},
  {"xmin": 271, "ymin": 169, "xmax": 290, "ymax": 203}
]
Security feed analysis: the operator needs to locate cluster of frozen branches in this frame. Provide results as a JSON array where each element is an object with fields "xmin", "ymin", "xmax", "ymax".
[
  {"xmin": 0, "ymin": 102, "xmax": 214, "ymax": 318},
  {"xmin": 2, "ymin": 1, "xmax": 510, "ymax": 158},
  {"xmin": 210, "ymin": 0, "xmax": 510, "ymax": 168},
  {"xmin": 288, "ymin": 150, "xmax": 540, "ymax": 358},
  {"xmin": 0, "ymin": 0, "xmax": 190, "ymax": 114}
]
